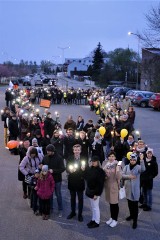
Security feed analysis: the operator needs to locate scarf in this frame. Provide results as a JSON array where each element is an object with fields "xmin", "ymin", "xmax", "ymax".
[
  {"xmin": 103, "ymin": 160, "xmax": 118, "ymax": 177},
  {"xmin": 136, "ymin": 146, "xmax": 145, "ymax": 153}
]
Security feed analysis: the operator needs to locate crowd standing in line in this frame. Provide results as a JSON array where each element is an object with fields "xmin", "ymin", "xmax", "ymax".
[{"xmin": 1, "ymin": 85, "xmax": 158, "ymax": 230}]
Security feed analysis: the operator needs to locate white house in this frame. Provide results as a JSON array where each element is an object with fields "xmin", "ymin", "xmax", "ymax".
[
  {"xmin": 67, "ymin": 61, "xmax": 88, "ymax": 77},
  {"xmin": 66, "ymin": 57, "xmax": 109, "ymax": 77}
]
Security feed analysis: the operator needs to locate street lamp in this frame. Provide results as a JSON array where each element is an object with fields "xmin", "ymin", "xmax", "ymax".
[
  {"xmin": 128, "ymin": 31, "xmax": 141, "ymax": 89},
  {"xmin": 57, "ymin": 46, "xmax": 70, "ymax": 89},
  {"xmin": 57, "ymin": 46, "xmax": 70, "ymax": 64}
]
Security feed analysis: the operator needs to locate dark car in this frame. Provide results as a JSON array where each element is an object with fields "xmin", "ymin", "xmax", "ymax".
[
  {"xmin": 35, "ymin": 79, "xmax": 43, "ymax": 86},
  {"xmin": 132, "ymin": 91, "xmax": 154, "ymax": 107},
  {"xmin": 112, "ymin": 87, "xmax": 131, "ymax": 98},
  {"xmin": 11, "ymin": 79, "xmax": 19, "ymax": 85},
  {"xmin": 149, "ymin": 93, "xmax": 160, "ymax": 110},
  {"xmin": 43, "ymin": 78, "xmax": 51, "ymax": 84},
  {"xmin": 105, "ymin": 85, "xmax": 121, "ymax": 94},
  {"xmin": 23, "ymin": 79, "xmax": 31, "ymax": 86}
]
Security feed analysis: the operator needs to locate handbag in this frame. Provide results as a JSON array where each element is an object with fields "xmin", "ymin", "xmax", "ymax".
[
  {"xmin": 25, "ymin": 174, "xmax": 33, "ymax": 185},
  {"xmin": 119, "ymin": 186, "xmax": 126, "ymax": 199}
]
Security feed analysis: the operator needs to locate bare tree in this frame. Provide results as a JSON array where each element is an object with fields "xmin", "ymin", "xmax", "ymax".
[{"xmin": 139, "ymin": 4, "xmax": 160, "ymax": 47}]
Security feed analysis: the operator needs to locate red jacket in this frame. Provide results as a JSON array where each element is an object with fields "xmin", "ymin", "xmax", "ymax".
[{"xmin": 37, "ymin": 172, "xmax": 55, "ymax": 199}]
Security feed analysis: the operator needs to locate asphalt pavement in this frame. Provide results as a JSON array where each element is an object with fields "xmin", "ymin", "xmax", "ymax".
[{"xmin": 0, "ymin": 83, "xmax": 160, "ymax": 240}]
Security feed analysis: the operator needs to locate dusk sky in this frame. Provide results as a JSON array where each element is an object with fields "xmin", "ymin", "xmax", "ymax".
[{"xmin": 0, "ymin": 0, "xmax": 159, "ymax": 64}]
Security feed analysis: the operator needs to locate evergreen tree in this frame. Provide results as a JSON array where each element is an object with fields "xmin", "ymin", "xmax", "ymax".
[{"xmin": 92, "ymin": 42, "xmax": 104, "ymax": 81}]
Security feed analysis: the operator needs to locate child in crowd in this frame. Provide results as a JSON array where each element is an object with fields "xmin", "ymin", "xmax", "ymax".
[
  {"xmin": 30, "ymin": 169, "xmax": 40, "ymax": 215},
  {"xmin": 35, "ymin": 165, "xmax": 55, "ymax": 220}
]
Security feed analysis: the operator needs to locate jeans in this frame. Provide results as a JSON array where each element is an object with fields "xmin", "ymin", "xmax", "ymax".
[
  {"xmin": 143, "ymin": 188, "xmax": 152, "ymax": 208},
  {"xmin": 90, "ymin": 197, "xmax": 100, "ymax": 224},
  {"xmin": 50, "ymin": 182, "xmax": 63, "ymax": 211}
]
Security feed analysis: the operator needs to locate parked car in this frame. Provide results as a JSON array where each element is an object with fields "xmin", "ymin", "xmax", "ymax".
[
  {"xmin": 125, "ymin": 90, "xmax": 140, "ymax": 102},
  {"xmin": 35, "ymin": 79, "xmax": 43, "ymax": 86},
  {"xmin": 105, "ymin": 85, "xmax": 122, "ymax": 94},
  {"xmin": 149, "ymin": 93, "xmax": 160, "ymax": 110},
  {"xmin": 23, "ymin": 79, "xmax": 31, "ymax": 86},
  {"xmin": 43, "ymin": 78, "xmax": 51, "ymax": 84},
  {"xmin": 112, "ymin": 87, "xmax": 131, "ymax": 98},
  {"xmin": 11, "ymin": 79, "xmax": 19, "ymax": 85},
  {"xmin": 132, "ymin": 91, "xmax": 154, "ymax": 107}
]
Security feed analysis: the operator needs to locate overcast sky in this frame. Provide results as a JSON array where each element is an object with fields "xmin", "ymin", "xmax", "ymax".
[{"xmin": 0, "ymin": 0, "xmax": 159, "ymax": 64}]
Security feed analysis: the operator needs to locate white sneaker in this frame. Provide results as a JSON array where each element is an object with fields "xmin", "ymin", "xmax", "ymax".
[
  {"xmin": 58, "ymin": 211, "xmax": 62, "ymax": 218},
  {"xmin": 109, "ymin": 220, "xmax": 117, "ymax": 228},
  {"xmin": 106, "ymin": 218, "xmax": 113, "ymax": 225}
]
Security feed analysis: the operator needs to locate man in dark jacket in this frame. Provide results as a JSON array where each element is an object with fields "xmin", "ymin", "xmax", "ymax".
[
  {"xmin": 63, "ymin": 128, "xmax": 76, "ymax": 160},
  {"xmin": 64, "ymin": 115, "xmax": 76, "ymax": 131},
  {"xmin": 44, "ymin": 112, "xmax": 58, "ymax": 138},
  {"xmin": 66, "ymin": 144, "xmax": 87, "ymax": 222},
  {"xmin": 42, "ymin": 144, "xmax": 65, "ymax": 217},
  {"xmin": 8, "ymin": 114, "xmax": 19, "ymax": 154},
  {"xmin": 84, "ymin": 156, "xmax": 105, "ymax": 228}
]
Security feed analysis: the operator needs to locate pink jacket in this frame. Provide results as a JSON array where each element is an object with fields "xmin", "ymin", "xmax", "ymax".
[
  {"xmin": 37, "ymin": 172, "xmax": 55, "ymax": 199},
  {"xmin": 39, "ymin": 122, "xmax": 44, "ymax": 137}
]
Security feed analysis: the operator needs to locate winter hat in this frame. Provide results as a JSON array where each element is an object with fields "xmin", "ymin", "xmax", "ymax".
[
  {"xmin": 146, "ymin": 148, "xmax": 153, "ymax": 154},
  {"xmin": 91, "ymin": 156, "xmax": 100, "ymax": 162},
  {"xmin": 42, "ymin": 165, "xmax": 48, "ymax": 172},
  {"xmin": 35, "ymin": 129, "xmax": 41, "ymax": 136},
  {"xmin": 32, "ymin": 138, "xmax": 38, "ymax": 144},
  {"xmin": 46, "ymin": 144, "xmax": 55, "ymax": 152},
  {"xmin": 130, "ymin": 153, "xmax": 137, "ymax": 161}
]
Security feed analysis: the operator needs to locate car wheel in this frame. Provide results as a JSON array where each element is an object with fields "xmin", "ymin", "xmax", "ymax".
[{"xmin": 140, "ymin": 102, "xmax": 147, "ymax": 108}]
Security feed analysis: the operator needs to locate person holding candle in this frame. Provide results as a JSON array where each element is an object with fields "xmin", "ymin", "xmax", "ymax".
[
  {"xmin": 67, "ymin": 144, "xmax": 87, "ymax": 222},
  {"xmin": 84, "ymin": 156, "xmax": 105, "ymax": 228},
  {"xmin": 122, "ymin": 153, "xmax": 145, "ymax": 229},
  {"xmin": 102, "ymin": 151, "xmax": 122, "ymax": 228},
  {"xmin": 42, "ymin": 144, "xmax": 65, "ymax": 218}
]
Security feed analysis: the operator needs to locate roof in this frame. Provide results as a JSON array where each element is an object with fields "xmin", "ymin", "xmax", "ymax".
[{"xmin": 143, "ymin": 48, "xmax": 160, "ymax": 56}]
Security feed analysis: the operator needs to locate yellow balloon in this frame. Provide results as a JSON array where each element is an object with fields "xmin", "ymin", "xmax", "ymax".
[
  {"xmin": 127, "ymin": 152, "xmax": 133, "ymax": 160},
  {"xmin": 120, "ymin": 129, "xmax": 128, "ymax": 138},
  {"xmin": 96, "ymin": 109, "xmax": 100, "ymax": 115},
  {"xmin": 99, "ymin": 126, "xmax": 106, "ymax": 136}
]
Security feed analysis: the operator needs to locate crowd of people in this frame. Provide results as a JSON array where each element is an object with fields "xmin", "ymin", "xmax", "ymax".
[{"xmin": 1, "ymin": 85, "xmax": 158, "ymax": 229}]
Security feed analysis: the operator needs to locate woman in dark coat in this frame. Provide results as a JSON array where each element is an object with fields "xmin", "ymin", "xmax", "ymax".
[
  {"xmin": 76, "ymin": 116, "xmax": 84, "ymax": 131},
  {"xmin": 140, "ymin": 149, "xmax": 158, "ymax": 211}
]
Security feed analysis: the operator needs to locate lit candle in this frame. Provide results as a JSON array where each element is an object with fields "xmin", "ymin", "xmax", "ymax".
[
  {"xmin": 74, "ymin": 163, "xmax": 78, "ymax": 169},
  {"xmin": 69, "ymin": 165, "xmax": 74, "ymax": 171},
  {"xmin": 75, "ymin": 132, "xmax": 79, "ymax": 138},
  {"xmin": 81, "ymin": 161, "xmax": 86, "ymax": 168},
  {"xmin": 36, "ymin": 109, "xmax": 39, "ymax": 112},
  {"xmin": 1, "ymin": 109, "xmax": 4, "ymax": 114},
  {"xmin": 59, "ymin": 130, "xmax": 63, "ymax": 135}
]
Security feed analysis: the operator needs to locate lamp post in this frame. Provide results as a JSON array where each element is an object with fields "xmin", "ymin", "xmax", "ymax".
[
  {"xmin": 57, "ymin": 46, "xmax": 70, "ymax": 90},
  {"xmin": 128, "ymin": 32, "xmax": 141, "ymax": 89}
]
